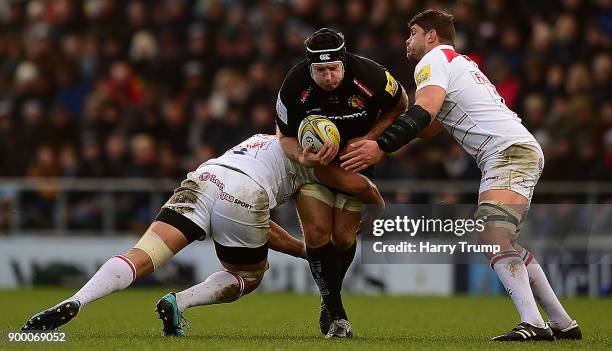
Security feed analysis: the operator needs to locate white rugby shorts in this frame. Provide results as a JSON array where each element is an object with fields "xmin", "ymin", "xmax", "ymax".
[
  {"xmin": 162, "ymin": 164, "xmax": 270, "ymax": 248},
  {"xmin": 479, "ymin": 143, "xmax": 544, "ymax": 202}
]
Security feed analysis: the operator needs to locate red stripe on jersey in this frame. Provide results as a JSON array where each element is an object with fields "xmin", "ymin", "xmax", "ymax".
[
  {"xmin": 115, "ymin": 255, "xmax": 136, "ymax": 281},
  {"xmin": 353, "ymin": 78, "xmax": 373, "ymax": 98},
  {"xmin": 524, "ymin": 253, "xmax": 534, "ymax": 266},
  {"xmin": 441, "ymin": 48, "xmax": 460, "ymax": 62}
]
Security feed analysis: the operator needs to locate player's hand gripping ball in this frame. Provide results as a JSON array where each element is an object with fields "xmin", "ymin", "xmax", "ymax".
[{"xmin": 297, "ymin": 115, "xmax": 340, "ymax": 153}]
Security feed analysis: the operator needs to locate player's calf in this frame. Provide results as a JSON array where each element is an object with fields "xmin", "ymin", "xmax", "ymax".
[
  {"xmin": 158, "ymin": 256, "xmax": 268, "ymax": 336},
  {"xmin": 513, "ymin": 243, "xmax": 580, "ymax": 339},
  {"xmin": 476, "ymin": 200, "xmax": 546, "ymax": 329}
]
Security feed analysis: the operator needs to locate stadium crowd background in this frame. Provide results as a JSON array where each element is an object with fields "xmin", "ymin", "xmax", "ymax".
[{"xmin": 0, "ymin": 0, "xmax": 611, "ymax": 231}]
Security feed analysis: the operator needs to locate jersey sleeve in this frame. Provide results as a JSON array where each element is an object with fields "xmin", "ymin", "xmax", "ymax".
[
  {"xmin": 275, "ymin": 66, "xmax": 305, "ymax": 137},
  {"xmin": 367, "ymin": 65, "xmax": 404, "ymax": 111},
  {"xmin": 275, "ymin": 91, "xmax": 293, "ymax": 136},
  {"xmin": 414, "ymin": 51, "xmax": 449, "ymax": 93}
]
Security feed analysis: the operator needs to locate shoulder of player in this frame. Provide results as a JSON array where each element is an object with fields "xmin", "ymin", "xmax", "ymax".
[
  {"xmin": 417, "ymin": 45, "xmax": 462, "ymax": 69},
  {"xmin": 346, "ymin": 53, "xmax": 391, "ymax": 98},
  {"xmin": 346, "ymin": 53, "xmax": 387, "ymax": 77},
  {"xmin": 279, "ymin": 60, "xmax": 311, "ymax": 97}
]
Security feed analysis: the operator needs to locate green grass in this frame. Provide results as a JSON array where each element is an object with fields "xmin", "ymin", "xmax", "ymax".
[{"xmin": 0, "ymin": 288, "xmax": 610, "ymax": 350}]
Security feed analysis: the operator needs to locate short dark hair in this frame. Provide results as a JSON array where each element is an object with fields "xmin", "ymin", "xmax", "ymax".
[
  {"xmin": 408, "ymin": 9, "xmax": 456, "ymax": 46},
  {"xmin": 304, "ymin": 28, "xmax": 347, "ymax": 65}
]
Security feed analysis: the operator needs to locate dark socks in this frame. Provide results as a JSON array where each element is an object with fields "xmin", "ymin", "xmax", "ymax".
[
  {"xmin": 307, "ymin": 242, "xmax": 347, "ymax": 320},
  {"xmin": 336, "ymin": 241, "xmax": 357, "ymax": 286}
]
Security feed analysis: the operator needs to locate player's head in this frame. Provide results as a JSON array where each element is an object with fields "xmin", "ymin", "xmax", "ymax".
[
  {"xmin": 305, "ymin": 28, "xmax": 346, "ymax": 91},
  {"xmin": 406, "ymin": 9, "xmax": 455, "ymax": 61}
]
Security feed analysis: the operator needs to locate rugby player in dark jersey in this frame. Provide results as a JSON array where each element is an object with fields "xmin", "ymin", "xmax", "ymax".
[{"xmin": 275, "ymin": 28, "xmax": 408, "ymax": 338}]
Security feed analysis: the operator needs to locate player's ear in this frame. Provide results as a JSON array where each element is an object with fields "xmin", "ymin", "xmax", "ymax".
[{"xmin": 427, "ymin": 29, "xmax": 436, "ymax": 43}]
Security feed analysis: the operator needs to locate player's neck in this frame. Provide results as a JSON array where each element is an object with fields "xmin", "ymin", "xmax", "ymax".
[{"xmin": 425, "ymin": 42, "xmax": 451, "ymax": 54}]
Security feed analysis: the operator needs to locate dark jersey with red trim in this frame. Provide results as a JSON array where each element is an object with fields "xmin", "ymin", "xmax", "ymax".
[{"xmin": 275, "ymin": 53, "xmax": 403, "ymax": 148}]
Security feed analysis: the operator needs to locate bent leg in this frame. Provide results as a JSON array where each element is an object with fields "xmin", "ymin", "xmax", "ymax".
[
  {"xmin": 175, "ymin": 259, "xmax": 268, "ymax": 312},
  {"xmin": 297, "ymin": 184, "xmax": 350, "ymax": 324},
  {"xmin": 71, "ymin": 219, "xmax": 190, "ymax": 307},
  {"xmin": 478, "ymin": 189, "xmax": 545, "ymax": 328},
  {"xmin": 331, "ymin": 196, "xmax": 361, "ymax": 284},
  {"xmin": 513, "ymin": 243, "xmax": 574, "ymax": 329},
  {"xmin": 175, "ymin": 238, "xmax": 269, "ymax": 312},
  {"xmin": 21, "ymin": 213, "xmax": 196, "ymax": 331}
]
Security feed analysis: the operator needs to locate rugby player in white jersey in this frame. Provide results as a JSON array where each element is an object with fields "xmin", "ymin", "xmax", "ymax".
[
  {"xmin": 21, "ymin": 134, "xmax": 383, "ymax": 336},
  {"xmin": 340, "ymin": 9, "xmax": 581, "ymax": 342}
]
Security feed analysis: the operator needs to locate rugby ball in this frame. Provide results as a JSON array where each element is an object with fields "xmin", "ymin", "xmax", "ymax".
[{"xmin": 298, "ymin": 115, "xmax": 340, "ymax": 153}]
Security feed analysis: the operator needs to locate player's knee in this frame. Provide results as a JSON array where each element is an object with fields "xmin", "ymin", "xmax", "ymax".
[
  {"xmin": 227, "ymin": 262, "xmax": 268, "ymax": 297},
  {"xmin": 132, "ymin": 228, "xmax": 175, "ymax": 272},
  {"xmin": 304, "ymin": 221, "xmax": 330, "ymax": 243},
  {"xmin": 332, "ymin": 232, "xmax": 356, "ymax": 250},
  {"xmin": 475, "ymin": 201, "xmax": 522, "ymax": 244},
  {"xmin": 239, "ymin": 269, "xmax": 266, "ymax": 295}
]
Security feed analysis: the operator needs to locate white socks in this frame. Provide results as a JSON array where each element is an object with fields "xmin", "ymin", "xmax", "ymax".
[
  {"xmin": 71, "ymin": 255, "xmax": 136, "ymax": 307},
  {"xmin": 521, "ymin": 250, "xmax": 573, "ymax": 330},
  {"xmin": 175, "ymin": 271, "xmax": 245, "ymax": 312},
  {"xmin": 490, "ymin": 250, "xmax": 545, "ymax": 328}
]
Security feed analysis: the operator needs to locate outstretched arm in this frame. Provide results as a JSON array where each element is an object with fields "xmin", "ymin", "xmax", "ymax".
[
  {"xmin": 340, "ymin": 85, "xmax": 446, "ymax": 172},
  {"xmin": 364, "ymin": 90, "xmax": 409, "ymax": 140},
  {"xmin": 314, "ymin": 164, "xmax": 384, "ymax": 206},
  {"xmin": 268, "ymin": 220, "xmax": 307, "ymax": 259}
]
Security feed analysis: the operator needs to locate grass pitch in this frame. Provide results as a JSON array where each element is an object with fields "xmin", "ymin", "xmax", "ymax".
[{"xmin": 1, "ymin": 288, "xmax": 610, "ymax": 350}]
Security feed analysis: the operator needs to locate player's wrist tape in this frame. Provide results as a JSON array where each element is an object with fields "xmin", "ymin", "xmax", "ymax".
[{"xmin": 376, "ymin": 104, "xmax": 431, "ymax": 153}]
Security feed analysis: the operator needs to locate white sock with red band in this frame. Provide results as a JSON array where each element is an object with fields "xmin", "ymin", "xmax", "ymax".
[
  {"xmin": 70, "ymin": 255, "xmax": 136, "ymax": 307},
  {"xmin": 521, "ymin": 250, "xmax": 573, "ymax": 329},
  {"xmin": 175, "ymin": 271, "xmax": 245, "ymax": 312},
  {"xmin": 490, "ymin": 250, "xmax": 546, "ymax": 328}
]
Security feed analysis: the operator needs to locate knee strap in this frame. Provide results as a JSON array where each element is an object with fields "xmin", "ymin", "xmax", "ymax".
[
  {"xmin": 475, "ymin": 201, "xmax": 523, "ymax": 240},
  {"xmin": 228, "ymin": 261, "xmax": 269, "ymax": 285},
  {"xmin": 134, "ymin": 229, "xmax": 175, "ymax": 270}
]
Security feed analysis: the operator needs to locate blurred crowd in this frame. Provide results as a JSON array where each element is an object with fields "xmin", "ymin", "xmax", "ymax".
[{"xmin": 0, "ymin": 0, "xmax": 611, "ymax": 230}]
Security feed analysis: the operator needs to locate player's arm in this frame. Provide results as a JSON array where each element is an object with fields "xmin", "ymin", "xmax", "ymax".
[
  {"xmin": 364, "ymin": 89, "xmax": 408, "ymax": 140},
  {"xmin": 339, "ymin": 90, "xmax": 407, "ymax": 159},
  {"xmin": 276, "ymin": 126, "xmax": 337, "ymax": 167},
  {"xmin": 340, "ymin": 86, "xmax": 446, "ymax": 172},
  {"xmin": 314, "ymin": 164, "xmax": 384, "ymax": 206},
  {"xmin": 268, "ymin": 220, "xmax": 307, "ymax": 259},
  {"xmin": 275, "ymin": 85, "xmax": 337, "ymax": 167},
  {"xmin": 418, "ymin": 118, "xmax": 444, "ymax": 140}
]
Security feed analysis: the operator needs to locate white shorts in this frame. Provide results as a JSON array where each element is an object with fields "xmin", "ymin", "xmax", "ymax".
[
  {"xmin": 299, "ymin": 183, "xmax": 363, "ymax": 212},
  {"xmin": 479, "ymin": 143, "xmax": 544, "ymax": 202},
  {"xmin": 162, "ymin": 164, "xmax": 270, "ymax": 248}
]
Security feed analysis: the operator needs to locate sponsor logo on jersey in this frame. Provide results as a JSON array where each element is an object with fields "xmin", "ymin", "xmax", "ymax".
[
  {"xmin": 470, "ymin": 70, "xmax": 490, "ymax": 84},
  {"xmin": 415, "ymin": 64, "xmax": 431, "ymax": 87},
  {"xmin": 199, "ymin": 171, "xmax": 252, "ymax": 207},
  {"xmin": 384, "ymin": 71, "xmax": 399, "ymax": 96},
  {"xmin": 353, "ymin": 78, "xmax": 373, "ymax": 97},
  {"xmin": 323, "ymin": 111, "xmax": 368, "ymax": 120},
  {"xmin": 348, "ymin": 95, "xmax": 366, "ymax": 110},
  {"xmin": 300, "ymin": 86, "xmax": 313, "ymax": 103},
  {"xmin": 244, "ymin": 141, "xmax": 271, "ymax": 150}
]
